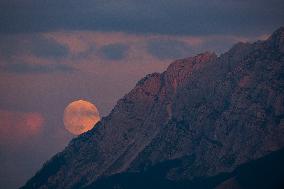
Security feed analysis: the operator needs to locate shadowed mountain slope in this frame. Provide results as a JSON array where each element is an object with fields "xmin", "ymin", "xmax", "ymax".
[{"xmin": 85, "ymin": 147, "xmax": 284, "ymax": 189}]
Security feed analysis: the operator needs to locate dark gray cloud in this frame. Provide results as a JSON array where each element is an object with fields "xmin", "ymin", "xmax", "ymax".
[
  {"xmin": 0, "ymin": 34, "xmax": 73, "ymax": 74},
  {"xmin": 0, "ymin": 0, "xmax": 283, "ymax": 35},
  {"xmin": 147, "ymin": 39, "xmax": 193, "ymax": 60},
  {"xmin": 1, "ymin": 62, "xmax": 75, "ymax": 74},
  {"xmin": 198, "ymin": 37, "xmax": 240, "ymax": 55},
  {"xmin": 30, "ymin": 37, "xmax": 69, "ymax": 59},
  {"xmin": 0, "ymin": 35, "xmax": 69, "ymax": 59},
  {"xmin": 100, "ymin": 43, "xmax": 129, "ymax": 60}
]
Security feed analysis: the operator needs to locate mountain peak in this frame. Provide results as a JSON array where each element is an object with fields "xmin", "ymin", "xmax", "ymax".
[
  {"xmin": 193, "ymin": 51, "xmax": 217, "ymax": 61},
  {"xmin": 164, "ymin": 52, "xmax": 217, "ymax": 93},
  {"xmin": 267, "ymin": 26, "xmax": 284, "ymax": 53},
  {"xmin": 165, "ymin": 52, "xmax": 217, "ymax": 77},
  {"xmin": 168, "ymin": 51, "xmax": 217, "ymax": 68},
  {"xmin": 270, "ymin": 26, "xmax": 284, "ymax": 38}
]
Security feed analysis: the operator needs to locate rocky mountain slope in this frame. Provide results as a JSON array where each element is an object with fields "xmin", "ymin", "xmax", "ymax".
[{"xmin": 21, "ymin": 27, "xmax": 284, "ymax": 189}]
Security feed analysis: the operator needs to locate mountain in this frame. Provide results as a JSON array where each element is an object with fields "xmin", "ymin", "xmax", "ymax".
[{"xmin": 21, "ymin": 27, "xmax": 284, "ymax": 189}]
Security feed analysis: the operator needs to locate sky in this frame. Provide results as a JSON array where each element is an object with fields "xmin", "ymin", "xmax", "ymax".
[{"xmin": 0, "ymin": 0, "xmax": 283, "ymax": 188}]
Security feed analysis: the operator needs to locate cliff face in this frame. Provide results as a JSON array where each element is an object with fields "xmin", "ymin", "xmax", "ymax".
[{"xmin": 22, "ymin": 27, "xmax": 284, "ymax": 189}]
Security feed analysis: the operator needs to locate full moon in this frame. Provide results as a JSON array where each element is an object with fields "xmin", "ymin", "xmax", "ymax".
[{"xmin": 63, "ymin": 100, "xmax": 100, "ymax": 135}]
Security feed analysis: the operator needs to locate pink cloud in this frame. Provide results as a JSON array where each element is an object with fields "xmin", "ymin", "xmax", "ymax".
[
  {"xmin": 0, "ymin": 110, "xmax": 44, "ymax": 145},
  {"xmin": 44, "ymin": 31, "xmax": 204, "ymax": 56}
]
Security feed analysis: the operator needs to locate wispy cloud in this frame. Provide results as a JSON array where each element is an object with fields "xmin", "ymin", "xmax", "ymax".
[
  {"xmin": 0, "ymin": 31, "xmax": 270, "ymax": 76},
  {"xmin": 29, "ymin": 37, "xmax": 69, "ymax": 59},
  {"xmin": 0, "ymin": 34, "xmax": 68, "ymax": 59},
  {"xmin": 1, "ymin": 62, "xmax": 76, "ymax": 74},
  {"xmin": 0, "ymin": 34, "xmax": 75, "ymax": 74},
  {"xmin": 146, "ymin": 39, "xmax": 193, "ymax": 60},
  {"xmin": 99, "ymin": 43, "xmax": 129, "ymax": 60},
  {"xmin": 0, "ymin": 110, "xmax": 44, "ymax": 145}
]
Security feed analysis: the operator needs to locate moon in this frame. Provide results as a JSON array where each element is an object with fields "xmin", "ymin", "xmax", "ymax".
[{"xmin": 63, "ymin": 100, "xmax": 100, "ymax": 135}]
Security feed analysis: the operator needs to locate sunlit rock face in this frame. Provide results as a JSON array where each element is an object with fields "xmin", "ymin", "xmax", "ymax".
[{"xmin": 22, "ymin": 27, "xmax": 284, "ymax": 189}]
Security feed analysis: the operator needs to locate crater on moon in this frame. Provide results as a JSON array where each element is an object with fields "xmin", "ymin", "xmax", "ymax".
[{"xmin": 63, "ymin": 99, "xmax": 100, "ymax": 135}]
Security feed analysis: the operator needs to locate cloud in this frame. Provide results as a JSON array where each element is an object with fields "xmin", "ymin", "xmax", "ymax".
[
  {"xmin": 0, "ymin": 30, "xmax": 268, "ymax": 77},
  {"xmin": 0, "ymin": 110, "xmax": 44, "ymax": 145},
  {"xmin": 0, "ymin": 34, "xmax": 75, "ymax": 74},
  {"xmin": 147, "ymin": 39, "xmax": 193, "ymax": 60},
  {"xmin": 0, "ymin": 34, "xmax": 69, "ymax": 59},
  {"xmin": 99, "ymin": 43, "xmax": 129, "ymax": 60},
  {"xmin": 0, "ymin": 0, "xmax": 283, "ymax": 36},
  {"xmin": 29, "ymin": 37, "xmax": 69, "ymax": 59},
  {"xmin": 45, "ymin": 30, "xmax": 270, "ymax": 63},
  {"xmin": 44, "ymin": 31, "xmax": 204, "ymax": 62},
  {"xmin": 1, "ymin": 62, "xmax": 76, "ymax": 74}
]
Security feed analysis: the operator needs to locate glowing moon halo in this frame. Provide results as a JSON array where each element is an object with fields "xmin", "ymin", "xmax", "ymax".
[{"xmin": 63, "ymin": 100, "xmax": 100, "ymax": 135}]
